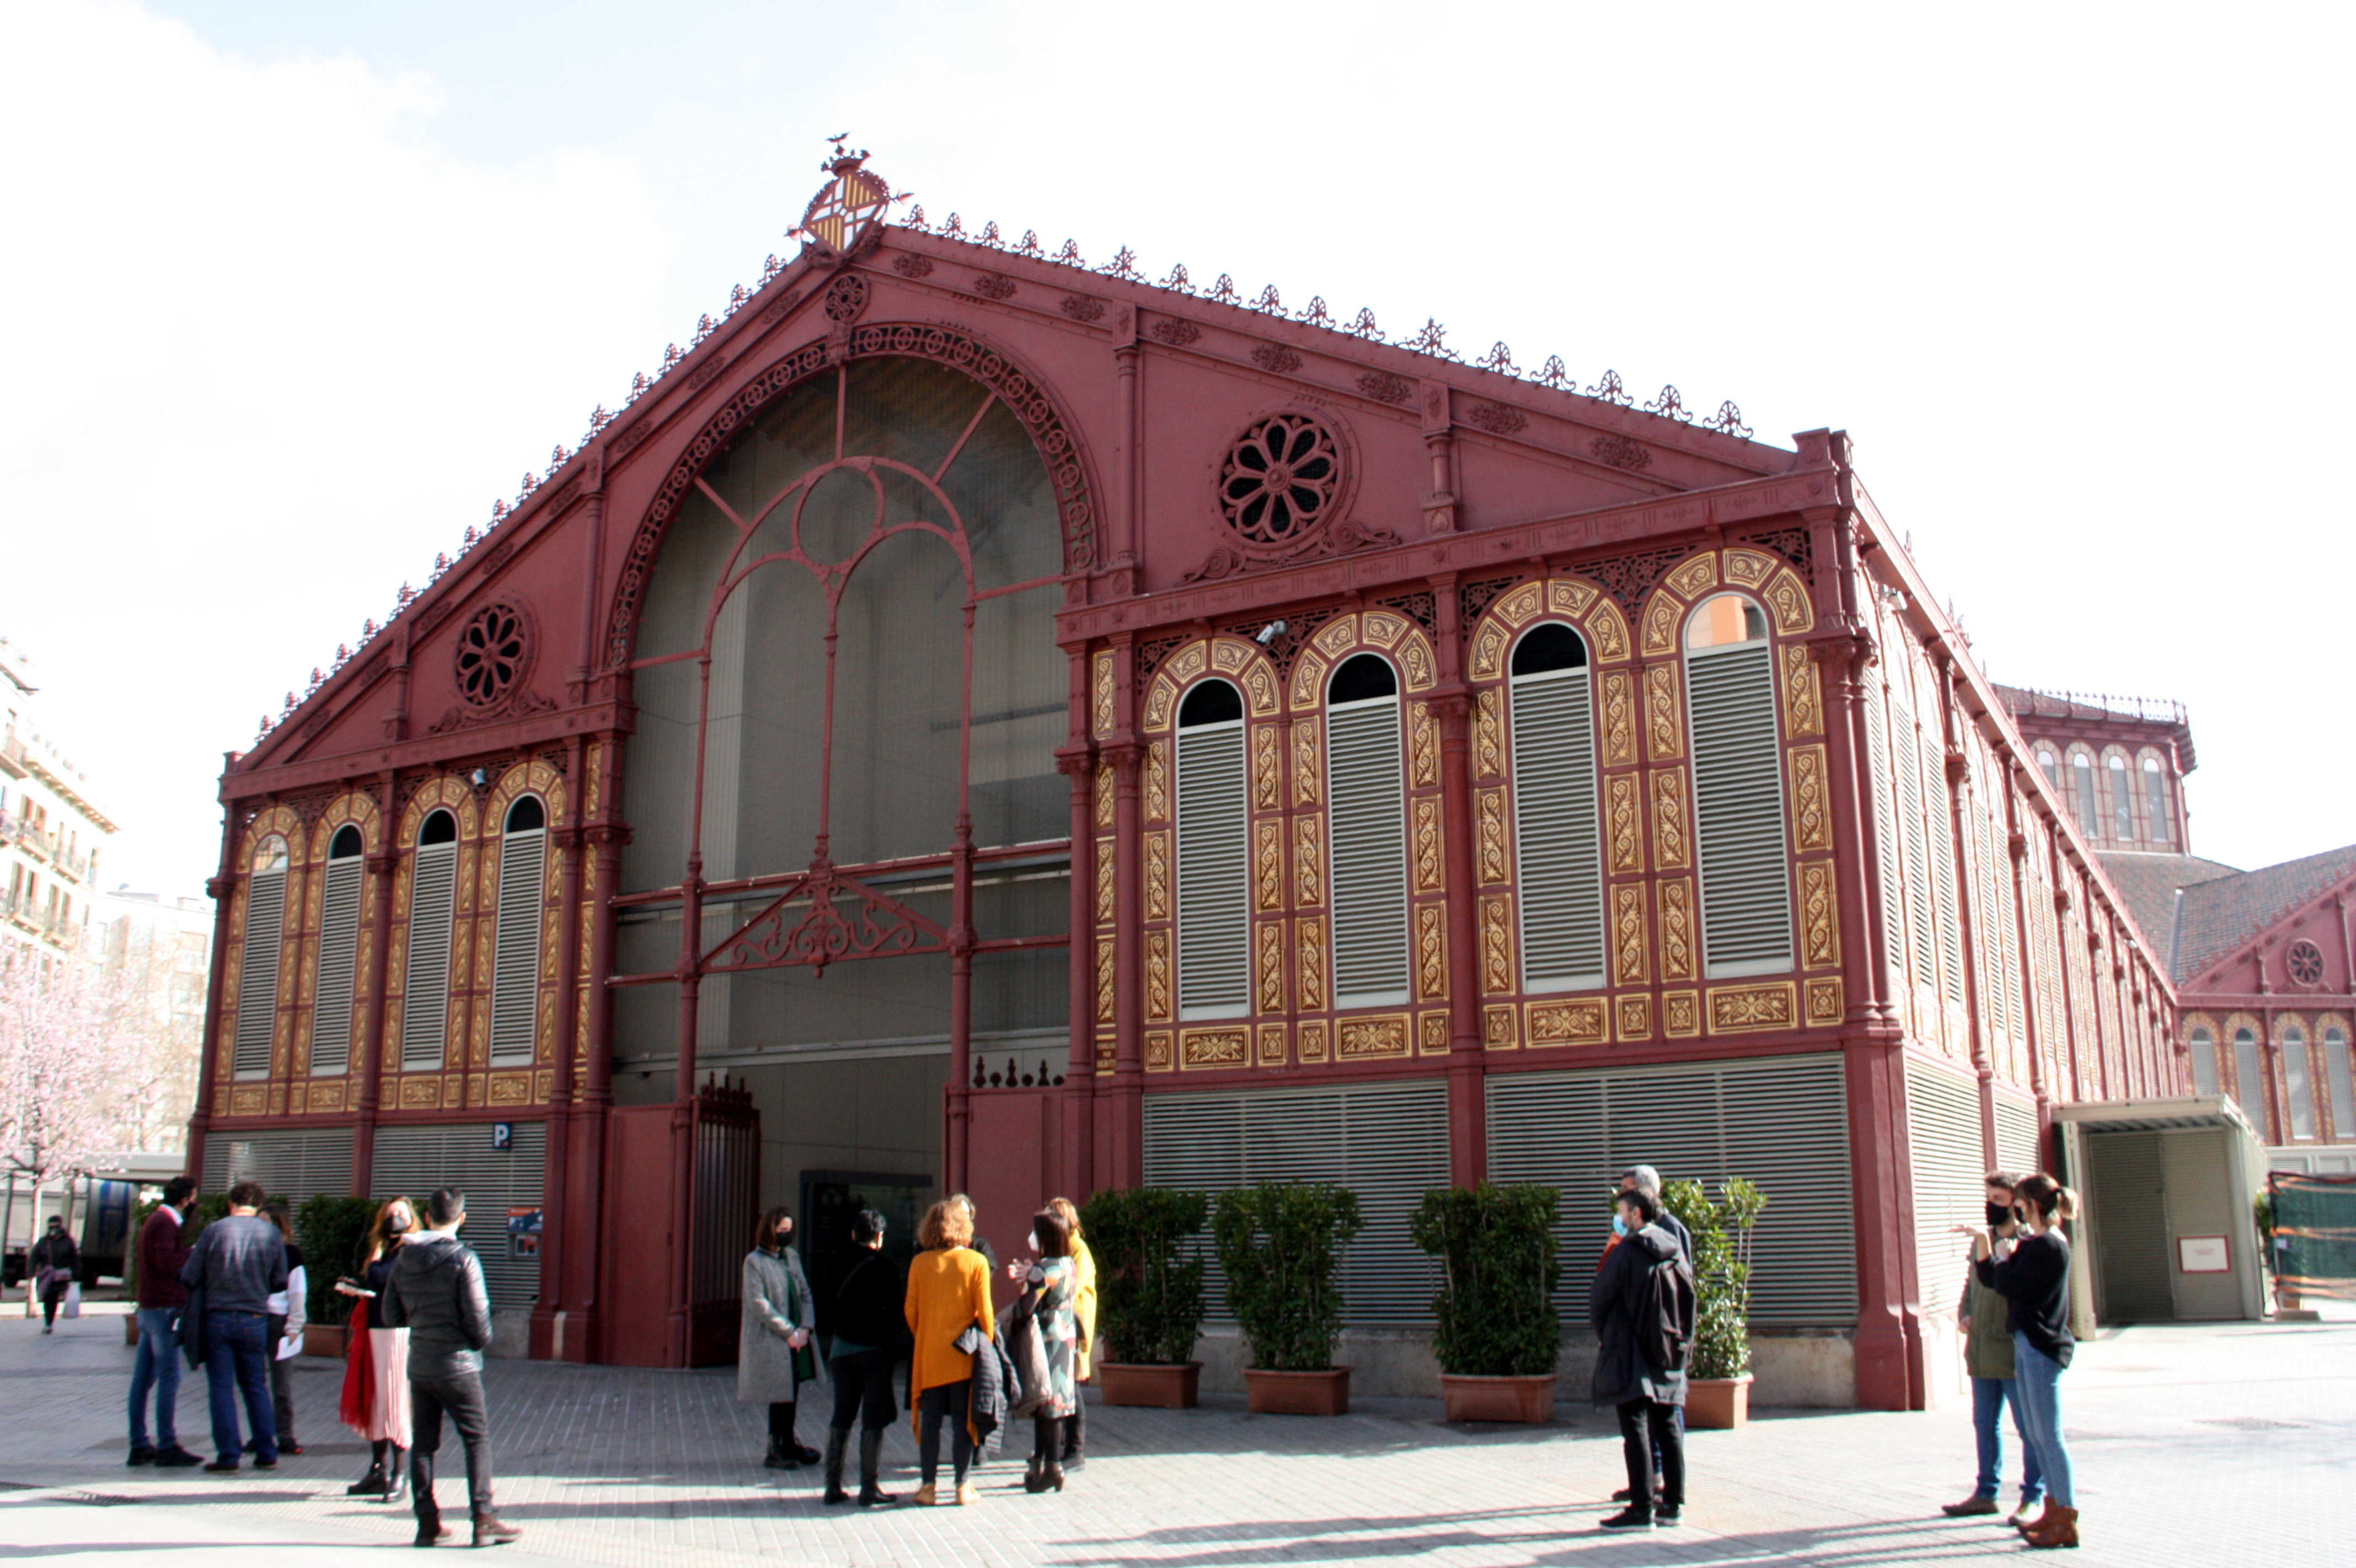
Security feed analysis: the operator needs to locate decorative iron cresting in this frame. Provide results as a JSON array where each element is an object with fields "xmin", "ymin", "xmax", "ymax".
[{"xmin": 702, "ymin": 863, "xmax": 949, "ymax": 979}]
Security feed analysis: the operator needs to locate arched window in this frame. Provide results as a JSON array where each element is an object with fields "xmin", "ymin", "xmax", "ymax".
[
  {"xmin": 2107, "ymin": 755, "xmax": 2133, "ymax": 841},
  {"xmin": 2232, "ymin": 1025, "xmax": 2270, "ymax": 1140},
  {"xmin": 490, "ymin": 796, "xmax": 547, "ymax": 1066},
  {"xmin": 2284, "ymin": 1024, "xmax": 2316, "ymax": 1140},
  {"xmin": 1509, "ymin": 624, "xmax": 1603, "ymax": 990},
  {"xmin": 401, "ymin": 809, "xmax": 459, "ymax": 1071},
  {"xmin": 1326, "ymin": 654, "xmax": 1408, "ymax": 1006},
  {"xmin": 2071, "ymin": 753, "xmax": 2097, "ymax": 834},
  {"xmin": 1683, "ymin": 594, "xmax": 1792, "ymax": 976},
  {"xmin": 2141, "ymin": 757, "xmax": 2171, "ymax": 846},
  {"xmin": 1175, "ymin": 681, "xmax": 1249, "ymax": 1019},
  {"xmin": 310, "ymin": 825, "xmax": 365, "ymax": 1077},
  {"xmin": 232, "ymin": 835, "xmax": 290, "ymax": 1080},
  {"xmin": 2189, "ymin": 1025, "xmax": 2218, "ymax": 1097},
  {"xmin": 2325, "ymin": 1026, "xmax": 2355, "ymax": 1141},
  {"xmin": 2037, "ymin": 750, "xmax": 2060, "ymax": 791}
]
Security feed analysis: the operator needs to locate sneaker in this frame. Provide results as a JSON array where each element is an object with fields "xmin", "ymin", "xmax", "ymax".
[
  {"xmin": 414, "ymin": 1523, "xmax": 454, "ymax": 1548},
  {"xmin": 1599, "ymin": 1507, "xmax": 1653, "ymax": 1531},
  {"xmin": 153, "ymin": 1447, "xmax": 203, "ymax": 1468},
  {"xmin": 127, "ymin": 1446, "xmax": 157, "ymax": 1467},
  {"xmin": 472, "ymin": 1513, "xmax": 521, "ymax": 1548},
  {"xmin": 1656, "ymin": 1507, "xmax": 1683, "ymax": 1527},
  {"xmin": 253, "ymin": 1458, "xmax": 278, "ymax": 1470},
  {"xmin": 1943, "ymin": 1495, "xmax": 2000, "ymax": 1518},
  {"xmin": 203, "ymin": 1459, "xmax": 240, "ymax": 1473}
]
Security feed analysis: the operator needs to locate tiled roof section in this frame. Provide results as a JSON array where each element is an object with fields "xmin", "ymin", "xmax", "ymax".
[
  {"xmin": 2095, "ymin": 852, "xmax": 2242, "ymax": 966},
  {"xmin": 2174, "ymin": 843, "xmax": 2356, "ymax": 983},
  {"xmin": 1993, "ymin": 683, "xmax": 2197, "ymax": 771}
]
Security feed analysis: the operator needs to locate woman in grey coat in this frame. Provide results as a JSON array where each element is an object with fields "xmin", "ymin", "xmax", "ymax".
[{"xmin": 740, "ymin": 1206, "xmax": 823, "ymax": 1469}]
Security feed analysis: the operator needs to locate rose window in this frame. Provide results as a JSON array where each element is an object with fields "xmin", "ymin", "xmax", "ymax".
[
  {"xmin": 1219, "ymin": 413, "xmax": 1341, "ymax": 547},
  {"xmin": 454, "ymin": 603, "xmax": 531, "ymax": 708},
  {"xmin": 2287, "ymin": 939, "xmax": 2326, "ymax": 986}
]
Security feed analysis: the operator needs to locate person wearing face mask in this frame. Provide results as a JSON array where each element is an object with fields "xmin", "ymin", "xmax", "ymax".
[
  {"xmin": 820, "ymin": 1209, "xmax": 904, "ymax": 1508},
  {"xmin": 1004, "ymin": 1208, "xmax": 1078, "ymax": 1494},
  {"xmin": 1973, "ymin": 1174, "xmax": 2083, "ymax": 1550},
  {"xmin": 740, "ymin": 1206, "xmax": 823, "ymax": 1470},
  {"xmin": 1942, "ymin": 1173, "xmax": 2044, "ymax": 1526}
]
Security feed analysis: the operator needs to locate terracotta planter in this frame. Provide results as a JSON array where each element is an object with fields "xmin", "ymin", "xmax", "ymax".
[
  {"xmin": 1439, "ymin": 1372, "xmax": 1557, "ymax": 1424},
  {"xmin": 1685, "ymin": 1373, "xmax": 1752, "ymax": 1429},
  {"xmin": 1098, "ymin": 1361, "xmax": 1201, "ymax": 1409},
  {"xmin": 304, "ymin": 1323, "xmax": 350, "ymax": 1359},
  {"xmin": 1244, "ymin": 1366, "xmax": 1351, "ymax": 1416}
]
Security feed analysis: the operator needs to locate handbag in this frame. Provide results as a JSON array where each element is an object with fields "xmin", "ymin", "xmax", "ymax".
[
  {"xmin": 62, "ymin": 1282, "xmax": 82, "ymax": 1319},
  {"xmin": 782, "ymin": 1256, "xmax": 817, "ymax": 1386}
]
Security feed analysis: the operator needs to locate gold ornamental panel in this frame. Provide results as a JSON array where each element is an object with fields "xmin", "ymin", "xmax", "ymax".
[
  {"xmin": 1096, "ymin": 1033, "xmax": 1114, "ymax": 1072},
  {"xmin": 1641, "ymin": 594, "xmax": 1682, "ymax": 656},
  {"xmin": 1607, "ymin": 775, "xmax": 1643, "ymax": 874},
  {"xmin": 1095, "ymin": 937, "xmax": 1116, "ymax": 1024},
  {"xmin": 1294, "ymin": 916, "xmax": 1327, "ymax": 1010},
  {"xmin": 1409, "ymin": 701, "xmax": 1438, "ymax": 787},
  {"xmin": 1095, "ymin": 764, "xmax": 1114, "ymax": 829},
  {"xmin": 1145, "ymin": 1030, "xmax": 1174, "ymax": 1071},
  {"xmin": 231, "ymin": 1084, "xmax": 268, "ymax": 1116},
  {"xmin": 1645, "ymin": 665, "xmax": 1683, "ymax": 761},
  {"xmin": 1412, "ymin": 798, "xmax": 1444, "ymax": 892},
  {"xmin": 489, "ymin": 1072, "xmax": 533, "ymax": 1106},
  {"xmin": 1709, "ymin": 981, "xmax": 1798, "ymax": 1034},
  {"xmin": 1252, "ymin": 724, "xmax": 1282, "ymax": 809},
  {"xmin": 1659, "ymin": 877, "xmax": 1697, "ymax": 981},
  {"xmin": 1495, "ymin": 581, "xmax": 1545, "ymax": 627},
  {"xmin": 1765, "ymin": 567, "xmax": 1813, "ymax": 633},
  {"xmin": 1298, "ymin": 1021, "xmax": 1330, "ymax": 1063},
  {"xmin": 1663, "ymin": 990, "xmax": 1701, "ymax": 1037},
  {"xmin": 1255, "ymin": 920, "xmax": 1287, "ymax": 1014},
  {"xmin": 1257, "ymin": 1023, "xmax": 1289, "ymax": 1067},
  {"xmin": 1617, "ymin": 995, "xmax": 1653, "ymax": 1042},
  {"xmin": 1791, "ymin": 746, "xmax": 1832, "ymax": 852},
  {"xmin": 1722, "ymin": 546, "xmax": 1778, "ymax": 588},
  {"xmin": 1311, "ymin": 614, "xmax": 1361, "ymax": 658},
  {"xmin": 1363, "ymin": 608, "xmax": 1411, "ymax": 649},
  {"xmin": 1651, "ymin": 769, "xmax": 1691, "ymax": 870},
  {"xmin": 1145, "ymin": 931, "xmax": 1172, "ymax": 1022},
  {"xmin": 1480, "ymin": 895, "xmax": 1515, "ymax": 995},
  {"xmin": 1474, "ymin": 688, "xmax": 1505, "ymax": 778},
  {"xmin": 1782, "ymin": 646, "xmax": 1822, "ymax": 737},
  {"xmin": 1290, "ymin": 652, "xmax": 1330, "ymax": 712},
  {"xmin": 1293, "ymin": 817, "xmax": 1325, "ymax": 907},
  {"xmin": 1470, "ymin": 621, "xmax": 1510, "ymax": 680},
  {"xmin": 1181, "ymin": 1027, "xmax": 1250, "ymax": 1070},
  {"xmin": 1399, "ymin": 634, "xmax": 1437, "ymax": 691},
  {"xmin": 1601, "ymin": 672, "xmax": 1636, "ymax": 766},
  {"xmin": 1613, "ymin": 884, "xmax": 1649, "ymax": 986},
  {"xmin": 1092, "ymin": 651, "xmax": 1115, "ymax": 737},
  {"xmin": 1418, "ymin": 1010, "xmax": 1450, "ymax": 1055},
  {"xmin": 1337, "ymin": 1014, "xmax": 1411, "ymax": 1060},
  {"xmin": 1477, "ymin": 788, "xmax": 1511, "ymax": 884},
  {"xmin": 1527, "ymin": 998, "xmax": 1609, "ymax": 1048},
  {"xmin": 1098, "ymin": 837, "xmax": 1120, "ymax": 924},
  {"xmin": 1483, "ymin": 1003, "xmax": 1519, "ymax": 1050},
  {"xmin": 1146, "ymin": 741, "xmax": 1170, "ymax": 823},
  {"xmin": 1805, "ymin": 976, "xmax": 1844, "ymax": 1026},
  {"xmin": 1585, "ymin": 597, "xmax": 1632, "ymax": 663},
  {"xmin": 1664, "ymin": 552, "xmax": 1721, "ymax": 602},
  {"xmin": 1293, "ymin": 719, "xmax": 1322, "ymax": 806},
  {"xmin": 399, "ymin": 1076, "xmax": 442, "ymax": 1109},
  {"xmin": 1253, "ymin": 821, "xmax": 1282, "ymax": 911},
  {"xmin": 1415, "ymin": 903, "xmax": 1448, "ymax": 1001},
  {"xmin": 1801, "ymin": 861, "xmax": 1840, "ymax": 969}
]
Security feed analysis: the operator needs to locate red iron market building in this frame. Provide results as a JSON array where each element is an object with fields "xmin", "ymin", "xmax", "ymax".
[{"xmin": 190, "ymin": 150, "xmax": 2192, "ymax": 1411}]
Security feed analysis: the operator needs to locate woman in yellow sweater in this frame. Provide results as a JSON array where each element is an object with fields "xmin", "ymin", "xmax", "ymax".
[
  {"xmin": 1046, "ymin": 1197, "xmax": 1097, "ymax": 1470},
  {"xmin": 903, "ymin": 1200, "xmax": 994, "ymax": 1506}
]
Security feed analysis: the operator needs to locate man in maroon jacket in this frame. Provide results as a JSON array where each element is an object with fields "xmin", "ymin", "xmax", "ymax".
[{"xmin": 128, "ymin": 1175, "xmax": 202, "ymax": 1467}]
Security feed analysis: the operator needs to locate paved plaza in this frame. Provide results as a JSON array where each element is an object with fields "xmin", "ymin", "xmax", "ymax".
[{"xmin": 2, "ymin": 1303, "xmax": 2348, "ymax": 1566}]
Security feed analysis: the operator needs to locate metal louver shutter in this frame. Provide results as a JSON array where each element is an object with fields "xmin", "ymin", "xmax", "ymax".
[
  {"xmin": 1142, "ymin": 1078, "xmax": 1449, "ymax": 1324},
  {"xmin": 200, "ymin": 1127, "xmax": 355, "ymax": 1204},
  {"xmin": 232, "ymin": 869, "xmax": 286, "ymax": 1079},
  {"xmin": 490, "ymin": 830, "xmax": 545, "ymax": 1065},
  {"xmin": 310, "ymin": 859, "xmax": 362, "ymax": 1077},
  {"xmin": 1895, "ymin": 716, "xmax": 1937, "ymax": 996},
  {"xmin": 370, "ymin": 1121, "xmax": 545, "ymax": 1309},
  {"xmin": 1510, "ymin": 669, "xmax": 1604, "ymax": 989},
  {"xmin": 1907, "ymin": 1062, "xmax": 1987, "ymax": 1322},
  {"xmin": 1930, "ymin": 763, "xmax": 1966, "ymax": 1009},
  {"xmin": 401, "ymin": 842, "xmax": 458, "ymax": 1071},
  {"xmin": 1327, "ymin": 698, "xmax": 1408, "ymax": 1005},
  {"xmin": 1863, "ymin": 681, "xmax": 1908, "ymax": 998},
  {"xmin": 1686, "ymin": 644, "xmax": 1792, "ymax": 975},
  {"xmin": 1995, "ymin": 1093, "xmax": 2040, "ymax": 1177},
  {"xmin": 1486, "ymin": 1053, "xmax": 1856, "ymax": 1326},
  {"xmin": 1176, "ymin": 722, "xmax": 1249, "ymax": 1017}
]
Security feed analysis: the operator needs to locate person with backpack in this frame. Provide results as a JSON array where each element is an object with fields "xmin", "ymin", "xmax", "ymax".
[{"xmin": 1589, "ymin": 1185, "xmax": 1693, "ymax": 1531}]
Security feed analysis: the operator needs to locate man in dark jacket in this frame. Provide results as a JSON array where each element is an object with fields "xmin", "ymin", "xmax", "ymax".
[
  {"xmin": 821, "ymin": 1209, "xmax": 906, "ymax": 1507},
  {"xmin": 30, "ymin": 1216, "xmax": 78, "ymax": 1331},
  {"xmin": 128, "ymin": 1175, "xmax": 202, "ymax": 1467},
  {"xmin": 1589, "ymin": 1186, "xmax": 1689, "ymax": 1531},
  {"xmin": 383, "ymin": 1188, "xmax": 520, "ymax": 1549},
  {"xmin": 176, "ymin": 1180, "xmax": 287, "ymax": 1471}
]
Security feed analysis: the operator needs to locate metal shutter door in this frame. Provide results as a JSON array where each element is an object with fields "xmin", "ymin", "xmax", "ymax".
[
  {"xmin": 232, "ymin": 869, "xmax": 286, "ymax": 1078},
  {"xmin": 1326, "ymin": 699, "xmax": 1409, "ymax": 1005},
  {"xmin": 1176, "ymin": 721, "xmax": 1249, "ymax": 1017},
  {"xmin": 1486, "ymin": 1053, "xmax": 1856, "ymax": 1326},
  {"xmin": 310, "ymin": 858, "xmax": 362, "ymax": 1077},
  {"xmin": 1907, "ymin": 1062, "xmax": 1987, "ymax": 1324},
  {"xmin": 401, "ymin": 842, "xmax": 457, "ymax": 1071},
  {"xmin": 1994, "ymin": 1093, "xmax": 2040, "ymax": 1178},
  {"xmin": 1686, "ymin": 644, "xmax": 1792, "ymax": 975},
  {"xmin": 370, "ymin": 1121, "xmax": 545, "ymax": 1309},
  {"xmin": 200, "ymin": 1127, "xmax": 355, "ymax": 1204},
  {"xmin": 1142, "ymin": 1078, "xmax": 1449, "ymax": 1324},
  {"xmin": 490, "ymin": 830, "xmax": 545, "ymax": 1065},
  {"xmin": 1510, "ymin": 669, "xmax": 1604, "ymax": 989},
  {"xmin": 2087, "ymin": 1130, "xmax": 2171, "ymax": 1321}
]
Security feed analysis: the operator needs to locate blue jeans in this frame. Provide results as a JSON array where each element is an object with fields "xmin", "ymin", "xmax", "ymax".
[
  {"xmin": 202, "ymin": 1311, "xmax": 277, "ymax": 1465},
  {"xmin": 129, "ymin": 1307, "xmax": 184, "ymax": 1449},
  {"xmin": 1971, "ymin": 1374, "xmax": 2043, "ymax": 1503},
  {"xmin": 2010, "ymin": 1334, "xmax": 2074, "ymax": 1509}
]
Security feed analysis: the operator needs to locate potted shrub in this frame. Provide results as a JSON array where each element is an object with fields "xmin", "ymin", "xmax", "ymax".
[
  {"xmin": 1213, "ymin": 1183, "xmax": 1362, "ymax": 1416},
  {"xmin": 1081, "ymin": 1186, "xmax": 1210, "ymax": 1408},
  {"xmin": 297, "ymin": 1194, "xmax": 381, "ymax": 1357},
  {"xmin": 1412, "ymin": 1183, "xmax": 1561, "ymax": 1424},
  {"xmin": 1659, "ymin": 1176, "xmax": 1767, "ymax": 1429}
]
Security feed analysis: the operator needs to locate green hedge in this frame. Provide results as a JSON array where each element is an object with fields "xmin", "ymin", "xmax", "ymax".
[
  {"xmin": 297, "ymin": 1196, "xmax": 382, "ymax": 1323},
  {"xmin": 1080, "ymin": 1187, "xmax": 1209, "ymax": 1366},
  {"xmin": 1411, "ymin": 1183, "xmax": 1561, "ymax": 1377},
  {"xmin": 1212, "ymin": 1183, "xmax": 1362, "ymax": 1372}
]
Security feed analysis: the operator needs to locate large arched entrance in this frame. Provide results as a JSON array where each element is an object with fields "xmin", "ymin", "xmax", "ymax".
[{"xmin": 609, "ymin": 347, "xmax": 1076, "ymax": 1341}]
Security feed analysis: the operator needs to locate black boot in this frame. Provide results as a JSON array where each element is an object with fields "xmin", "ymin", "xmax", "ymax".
[
  {"xmin": 856, "ymin": 1430, "xmax": 898, "ymax": 1507},
  {"xmin": 383, "ymin": 1447, "xmax": 407, "ymax": 1505},
  {"xmin": 346, "ymin": 1461, "xmax": 387, "ymax": 1497},
  {"xmin": 763, "ymin": 1436, "xmax": 793, "ymax": 1470},
  {"xmin": 821, "ymin": 1429, "xmax": 850, "ymax": 1505}
]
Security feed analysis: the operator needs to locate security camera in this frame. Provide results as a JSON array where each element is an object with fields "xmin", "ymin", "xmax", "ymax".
[{"xmin": 1254, "ymin": 620, "xmax": 1288, "ymax": 646}]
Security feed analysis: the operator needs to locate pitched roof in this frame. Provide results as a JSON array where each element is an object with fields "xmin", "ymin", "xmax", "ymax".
[
  {"xmin": 2169, "ymin": 843, "xmax": 2356, "ymax": 983},
  {"xmin": 2095, "ymin": 851, "xmax": 2242, "ymax": 965}
]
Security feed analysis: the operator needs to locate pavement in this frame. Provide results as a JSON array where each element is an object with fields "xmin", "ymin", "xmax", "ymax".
[{"xmin": 1, "ymin": 1299, "xmax": 2349, "ymax": 1566}]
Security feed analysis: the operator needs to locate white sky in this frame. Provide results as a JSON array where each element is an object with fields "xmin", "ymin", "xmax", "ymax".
[{"xmin": 2, "ymin": 0, "xmax": 2348, "ymax": 898}]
